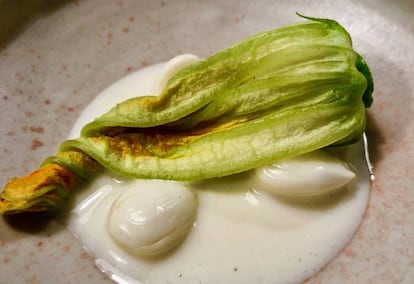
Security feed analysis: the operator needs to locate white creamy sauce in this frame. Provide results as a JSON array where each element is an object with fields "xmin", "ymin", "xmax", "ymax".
[{"xmin": 65, "ymin": 55, "xmax": 371, "ymax": 284}]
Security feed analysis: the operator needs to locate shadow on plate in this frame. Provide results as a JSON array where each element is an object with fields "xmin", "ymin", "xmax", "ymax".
[
  {"xmin": 362, "ymin": 47, "xmax": 413, "ymax": 172},
  {"xmin": 0, "ymin": 0, "xmax": 73, "ymax": 50},
  {"xmin": 3, "ymin": 210, "xmax": 57, "ymax": 233}
]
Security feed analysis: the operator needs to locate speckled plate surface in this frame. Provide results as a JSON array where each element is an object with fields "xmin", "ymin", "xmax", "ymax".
[{"xmin": 0, "ymin": 0, "xmax": 413, "ymax": 283}]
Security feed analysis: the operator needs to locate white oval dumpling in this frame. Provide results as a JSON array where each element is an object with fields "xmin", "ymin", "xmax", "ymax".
[
  {"xmin": 254, "ymin": 150, "xmax": 355, "ymax": 197},
  {"xmin": 107, "ymin": 180, "xmax": 198, "ymax": 257}
]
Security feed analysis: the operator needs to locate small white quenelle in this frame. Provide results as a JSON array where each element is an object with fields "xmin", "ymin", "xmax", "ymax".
[
  {"xmin": 107, "ymin": 180, "xmax": 198, "ymax": 257},
  {"xmin": 254, "ymin": 150, "xmax": 355, "ymax": 197}
]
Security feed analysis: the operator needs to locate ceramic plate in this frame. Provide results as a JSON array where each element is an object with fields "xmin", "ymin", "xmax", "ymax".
[{"xmin": 0, "ymin": 0, "xmax": 413, "ymax": 283}]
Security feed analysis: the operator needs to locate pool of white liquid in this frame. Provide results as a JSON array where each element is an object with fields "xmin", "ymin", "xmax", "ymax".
[{"xmin": 63, "ymin": 55, "xmax": 371, "ymax": 284}]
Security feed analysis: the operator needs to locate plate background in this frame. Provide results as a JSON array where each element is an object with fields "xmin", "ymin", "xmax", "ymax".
[{"xmin": 0, "ymin": 0, "xmax": 413, "ymax": 283}]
